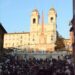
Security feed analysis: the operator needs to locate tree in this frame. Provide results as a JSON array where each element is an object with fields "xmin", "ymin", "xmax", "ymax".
[{"xmin": 55, "ymin": 31, "xmax": 65, "ymax": 51}]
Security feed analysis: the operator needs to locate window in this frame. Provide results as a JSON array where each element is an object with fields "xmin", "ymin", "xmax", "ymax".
[
  {"xmin": 28, "ymin": 43, "xmax": 30, "ymax": 45},
  {"xmin": 33, "ymin": 18, "xmax": 36, "ymax": 24},
  {"xmin": 20, "ymin": 40, "xmax": 22, "ymax": 44},
  {"xmin": 13, "ymin": 43, "xmax": 14, "ymax": 46},
  {"xmin": 21, "ymin": 36, "xmax": 22, "ymax": 39},
  {"xmin": 51, "ymin": 35, "xmax": 53, "ymax": 40},
  {"xmin": 50, "ymin": 17, "xmax": 53, "ymax": 21},
  {"xmin": 33, "ymin": 38, "xmax": 35, "ymax": 41}
]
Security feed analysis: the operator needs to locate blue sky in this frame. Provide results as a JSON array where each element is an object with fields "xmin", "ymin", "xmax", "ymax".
[{"xmin": 0, "ymin": 0, "xmax": 73, "ymax": 39}]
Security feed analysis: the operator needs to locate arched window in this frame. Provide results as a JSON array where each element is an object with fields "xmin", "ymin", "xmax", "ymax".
[
  {"xmin": 50, "ymin": 17, "xmax": 53, "ymax": 22},
  {"xmin": 33, "ymin": 18, "xmax": 36, "ymax": 24}
]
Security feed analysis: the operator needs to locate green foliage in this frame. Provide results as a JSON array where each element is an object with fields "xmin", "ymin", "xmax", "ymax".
[{"xmin": 55, "ymin": 31, "xmax": 65, "ymax": 50}]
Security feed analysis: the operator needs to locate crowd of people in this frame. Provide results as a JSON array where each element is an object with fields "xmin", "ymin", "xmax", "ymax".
[{"xmin": 0, "ymin": 54, "xmax": 74, "ymax": 75}]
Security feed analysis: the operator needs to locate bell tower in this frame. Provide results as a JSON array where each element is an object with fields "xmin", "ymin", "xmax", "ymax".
[
  {"xmin": 30, "ymin": 9, "xmax": 40, "ymax": 46},
  {"xmin": 48, "ymin": 8, "xmax": 57, "ymax": 44},
  {"xmin": 30, "ymin": 9, "xmax": 40, "ymax": 32},
  {"xmin": 48, "ymin": 8, "xmax": 57, "ymax": 27}
]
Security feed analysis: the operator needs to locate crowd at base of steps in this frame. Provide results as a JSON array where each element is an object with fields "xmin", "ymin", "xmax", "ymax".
[{"xmin": 0, "ymin": 54, "xmax": 74, "ymax": 75}]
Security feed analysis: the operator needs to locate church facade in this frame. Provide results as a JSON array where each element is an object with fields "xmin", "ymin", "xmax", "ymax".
[{"xmin": 4, "ymin": 8, "xmax": 57, "ymax": 52}]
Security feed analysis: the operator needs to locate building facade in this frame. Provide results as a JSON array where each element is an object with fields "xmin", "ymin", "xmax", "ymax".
[
  {"xmin": 0, "ymin": 23, "xmax": 7, "ymax": 52},
  {"xmin": 63, "ymin": 39, "xmax": 72, "ymax": 52},
  {"xmin": 3, "ymin": 8, "xmax": 57, "ymax": 52}
]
